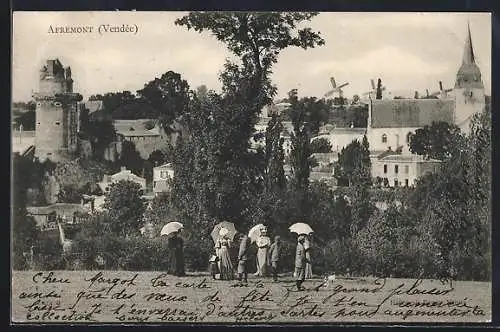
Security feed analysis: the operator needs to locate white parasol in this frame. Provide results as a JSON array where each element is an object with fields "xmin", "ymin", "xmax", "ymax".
[
  {"xmin": 248, "ymin": 223, "xmax": 266, "ymax": 243},
  {"xmin": 289, "ymin": 222, "xmax": 314, "ymax": 235},
  {"xmin": 160, "ymin": 221, "xmax": 184, "ymax": 236}
]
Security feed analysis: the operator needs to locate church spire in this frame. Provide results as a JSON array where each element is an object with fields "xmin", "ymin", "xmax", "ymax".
[{"xmin": 462, "ymin": 21, "xmax": 475, "ymax": 65}]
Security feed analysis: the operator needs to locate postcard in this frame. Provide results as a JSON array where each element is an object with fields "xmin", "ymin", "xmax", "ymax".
[{"xmin": 11, "ymin": 11, "xmax": 492, "ymax": 324}]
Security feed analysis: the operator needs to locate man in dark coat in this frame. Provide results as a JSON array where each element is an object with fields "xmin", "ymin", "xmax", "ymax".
[
  {"xmin": 167, "ymin": 231, "xmax": 185, "ymax": 277},
  {"xmin": 295, "ymin": 234, "xmax": 307, "ymax": 291},
  {"xmin": 237, "ymin": 233, "xmax": 250, "ymax": 282},
  {"xmin": 268, "ymin": 236, "xmax": 281, "ymax": 281}
]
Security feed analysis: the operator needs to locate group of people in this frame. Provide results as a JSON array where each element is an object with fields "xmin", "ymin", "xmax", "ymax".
[
  {"xmin": 164, "ymin": 224, "xmax": 313, "ymax": 290},
  {"xmin": 210, "ymin": 225, "xmax": 313, "ymax": 289}
]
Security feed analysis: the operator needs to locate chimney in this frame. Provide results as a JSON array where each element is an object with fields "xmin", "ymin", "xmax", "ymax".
[{"xmin": 439, "ymin": 81, "xmax": 443, "ymax": 91}]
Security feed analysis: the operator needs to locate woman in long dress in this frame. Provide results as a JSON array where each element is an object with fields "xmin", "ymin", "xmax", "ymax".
[
  {"xmin": 167, "ymin": 231, "xmax": 185, "ymax": 277},
  {"xmin": 255, "ymin": 227, "xmax": 271, "ymax": 277},
  {"xmin": 216, "ymin": 229, "xmax": 234, "ymax": 280},
  {"xmin": 304, "ymin": 235, "xmax": 313, "ymax": 279}
]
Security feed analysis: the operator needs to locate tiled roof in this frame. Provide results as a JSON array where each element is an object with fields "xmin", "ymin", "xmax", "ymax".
[
  {"xmin": 380, "ymin": 154, "xmax": 441, "ymax": 163},
  {"xmin": 27, "ymin": 203, "xmax": 89, "ymax": 215},
  {"xmin": 370, "ymin": 99, "xmax": 455, "ymax": 128},
  {"xmin": 113, "ymin": 119, "xmax": 161, "ymax": 137}
]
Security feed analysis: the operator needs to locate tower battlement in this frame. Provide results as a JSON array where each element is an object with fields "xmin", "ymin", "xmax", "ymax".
[{"xmin": 34, "ymin": 59, "xmax": 81, "ymax": 162}]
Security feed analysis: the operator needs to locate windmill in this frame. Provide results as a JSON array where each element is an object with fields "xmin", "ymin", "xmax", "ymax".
[
  {"xmin": 324, "ymin": 76, "xmax": 349, "ymax": 99},
  {"xmin": 362, "ymin": 79, "xmax": 386, "ymax": 100},
  {"xmin": 430, "ymin": 81, "xmax": 453, "ymax": 99}
]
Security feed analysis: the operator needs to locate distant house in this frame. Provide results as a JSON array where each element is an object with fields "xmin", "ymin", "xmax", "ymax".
[
  {"xmin": 98, "ymin": 166, "xmax": 147, "ymax": 194},
  {"xmin": 153, "ymin": 163, "xmax": 174, "ymax": 196},
  {"xmin": 371, "ymin": 148, "xmax": 442, "ymax": 187},
  {"xmin": 113, "ymin": 119, "xmax": 172, "ymax": 159},
  {"xmin": 313, "ymin": 127, "xmax": 366, "ymax": 154},
  {"xmin": 26, "ymin": 203, "xmax": 90, "ymax": 229}
]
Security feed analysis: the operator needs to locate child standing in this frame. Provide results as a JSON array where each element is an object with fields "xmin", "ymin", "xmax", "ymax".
[
  {"xmin": 268, "ymin": 236, "xmax": 281, "ymax": 281},
  {"xmin": 238, "ymin": 233, "xmax": 250, "ymax": 282}
]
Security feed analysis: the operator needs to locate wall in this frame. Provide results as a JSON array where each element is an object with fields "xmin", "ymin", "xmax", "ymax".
[
  {"xmin": 366, "ymin": 127, "xmax": 420, "ymax": 152},
  {"xmin": 123, "ymin": 135, "xmax": 170, "ymax": 159},
  {"xmin": 35, "ymin": 100, "xmax": 66, "ymax": 162},
  {"xmin": 454, "ymin": 88, "xmax": 485, "ymax": 134},
  {"xmin": 371, "ymin": 160, "xmax": 416, "ymax": 187}
]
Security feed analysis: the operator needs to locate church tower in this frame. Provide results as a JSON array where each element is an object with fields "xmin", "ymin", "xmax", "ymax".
[
  {"xmin": 454, "ymin": 22, "xmax": 485, "ymax": 134},
  {"xmin": 34, "ymin": 59, "xmax": 82, "ymax": 162}
]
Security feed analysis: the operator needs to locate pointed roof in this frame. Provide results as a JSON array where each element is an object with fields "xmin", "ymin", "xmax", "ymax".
[
  {"xmin": 462, "ymin": 22, "xmax": 475, "ymax": 65},
  {"xmin": 455, "ymin": 22, "xmax": 484, "ymax": 89}
]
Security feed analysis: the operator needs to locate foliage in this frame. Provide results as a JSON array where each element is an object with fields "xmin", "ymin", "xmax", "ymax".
[
  {"xmin": 57, "ymin": 184, "xmax": 82, "ymax": 203},
  {"xmin": 346, "ymin": 103, "xmax": 369, "ymax": 128},
  {"xmin": 12, "ymin": 153, "xmax": 40, "ymax": 269},
  {"xmin": 264, "ymin": 114, "xmax": 286, "ymax": 192},
  {"xmin": 103, "ymin": 180, "xmax": 146, "ymax": 237},
  {"xmin": 81, "ymin": 119, "xmax": 116, "ymax": 158},
  {"xmin": 310, "ymin": 137, "xmax": 332, "ymax": 153},
  {"xmin": 334, "ymin": 135, "xmax": 371, "ymax": 186},
  {"xmin": 409, "ymin": 121, "xmax": 463, "ymax": 160},
  {"xmin": 149, "ymin": 149, "xmax": 166, "ymax": 167},
  {"xmin": 376, "ymin": 78, "xmax": 383, "ymax": 100},
  {"xmin": 118, "ymin": 141, "xmax": 144, "ymax": 175},
  {"xmin": 14, "ymin": 110, "xmax": 36, "ymax": 130},
  {"xmin": 136, "ymin": 71, "xmax": 191, "ymax": 131}
]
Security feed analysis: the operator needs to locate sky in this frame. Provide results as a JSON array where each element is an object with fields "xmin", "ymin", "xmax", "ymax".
[{"xmin": 12, "ymin": 11, "xmax": 491, "ymax": 102}]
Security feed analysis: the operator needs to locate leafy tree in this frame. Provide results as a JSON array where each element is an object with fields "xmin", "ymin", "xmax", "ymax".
[
  {"xmin": 57, "ymin": 184, "xmax": 82, "ymax": 203},
  {"xmin": 334, "ymin": 135, "xmax": 371, "ymax": 187},
  {"xmin": 376, "ymin": 78, "xmax": 383, "ymax": 100},
  {"xmin": 143, "ymin": 193, "xmax": 179, "ymax": 235},
  {"xmin": 264, "ymin": 113, "xmax": 286, "ymax": 192},
  {"xmin": 14, "ymin": 110, "xmax": 36, "ymax": 130},
  {"xmin": 12, "ymin": 153, "xmax": 39, "ymax": 269},
  {"xmin": 310, "ymin": 137, "xmax": 332, "ymax": 153},
  {"xmin": 409, "ymin": 121, "xmax": 463, "ymax": 160},
  {"xmin": 173, "ymin": 12, "xmax": 325, "ymax": 229},
  {"xmin": 83, "ymin": 119, "xmax": 116, "ymax": 159},
  {"xmin": 136, "ymin": 71, "xmax": 191, "ymax": 131},
  {"xmin": 148, "ymin": 149, "xmax": 165, "ymax": 167},
  {"xmin": 103, "ymin": 180, "xmax": 146, "ymax": 237},
  {"xmin": 118, "ymin": 141, "xmax": 144, "ymax": 175},
  {"xmin": 346, "ymin": 103, "xmax": 369, "ymax": 128}
]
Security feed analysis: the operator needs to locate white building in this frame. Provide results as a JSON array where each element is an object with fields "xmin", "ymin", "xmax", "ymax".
[
  {"xmin": 153, "ymin": 163, "xmax": 174, "ymax": 195},
  {"xmin": 98, "ymin": 166, "xmax": 147, "ymax": 194}
]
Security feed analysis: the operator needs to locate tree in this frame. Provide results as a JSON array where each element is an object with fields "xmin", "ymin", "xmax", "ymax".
[
  {"xmin": 118, "ymin": 141, "xmax": 144, "ymax": 175},
  {"xmin": 334, "ymin": 135, "xmax": 371, "ymax": 187},
  {"xmin": 310, "ymin": 137, "xmax": 332, "ymax": 153},
  {"xmin": 346, "ymin": 103, "xmax": 369, "ymax": 128},
  {"xmin": 82, "ymin": 119, "xmax": 116, "ymax": 159},
  {"xmin": 103, "ymin": 180, "xmax": 146, "ymax": 237},
  {"xmin": 148, "ymin": 149, "xmax": 165, "ymax": 167},
  {"xmin": 14, "ymin": 110, "xmax": 36, "ymax": 130},
  {"xmin": 409, "ymin": 121, "xmax": 463, "ymax": 160},
  {"xmin": 376, "ymin": 78, "xmax": 383, "ymax": 100},
  {"xmin": 173, "ymin": 12, "xmax": 325, "ymax": 228},
  {"xmin": 264, "ymin": 113, "xmax": 286, "ymax": 192},
  {"xmin": 12, "ymin": 153, "xmax": 39, "ymax": 269},
  {"xmin": 136, "ymin": 71, "xmax": 191, "ymax": 131}
]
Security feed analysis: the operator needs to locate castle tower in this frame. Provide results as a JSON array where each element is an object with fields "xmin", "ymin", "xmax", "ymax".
[
  {"xmin": 34, "ymin": 59, "xmax": 82, "ymax": 162},
  {"xmin": 454, "ymin": 22, "xmax": 485, "ymax": 134}
]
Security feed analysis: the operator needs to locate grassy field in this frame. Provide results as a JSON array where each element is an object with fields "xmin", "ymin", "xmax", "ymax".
[{"xmin": 12, "ymin": 270, "xmax": 491, "ymax": 324}]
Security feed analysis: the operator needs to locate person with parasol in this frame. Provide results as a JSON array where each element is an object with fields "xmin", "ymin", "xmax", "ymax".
[
  {"xmin": 215, "ymin": 227, "xmax": 234, "ymax": 280},
  {"xmin": 254, "ymin": 226, "xmax": 271, "ymax": 277},
  {"xmin": 289, "ymin": 222, "xmax": 314, "ymax": 290},
  {"xmin": 161, "ymin": 221, "xmax": 185, "ymax": 277}
]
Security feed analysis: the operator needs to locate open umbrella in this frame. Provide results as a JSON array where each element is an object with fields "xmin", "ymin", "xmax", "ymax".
[
  {"xmin": 211, "ymin": 221, "xmax": 237, "ymax": 243},
  {"xmin": 160, "ymin": 221, "xmax": 184, "ymax": 236},
  {"xmin": 248, "ymin": 224, "xmax": 265, "ymax": 243},
  {"xmin": 289, "ymin": 222, "xmax": 314, "ymax": 235}
]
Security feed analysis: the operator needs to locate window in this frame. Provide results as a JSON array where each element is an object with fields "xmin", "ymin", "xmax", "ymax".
[
  {"xmin": 55, "ymin": 121, "xmax": 60, "ymax": 125},
  {"xmin": 382, "ymin": 134, "xmax": 387, "ymax": 143},
  {"xmin": 160, "ymin": 171, "xmax": 168, "ymax": 179},
  {"xmin": 54, "ymin": 101, "xmax": 62, "ymax": 107},
  {"xmin": 394, "ymin": 165, "xmax": 399, "ymax": 174},
  {"xmin": 404, "ymin": 165, "xmax": 409, "ymax": 174},
  {"xmin": 406, "ymin": 132, "xmax": 412, "ymax": 144},
  {"xmin": 383, "ymin": 165, "xmax": 387, "ymax": 174},
  {"xmin": 394, "ymin": 179, "xmax": 398, "ymax": 187},
  {"xmin": 405, "ymin": 179, "xmax": 409, "ymax": 187}
]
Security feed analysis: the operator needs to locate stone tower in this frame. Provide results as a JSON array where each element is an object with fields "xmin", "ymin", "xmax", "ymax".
[
  {"xmin": 454, "ymin": 22, "xmax": 485, "ymax": 134},
  {"xmin": 34, "ymin": 59, "xmax": 82, "ymax": 162}
]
